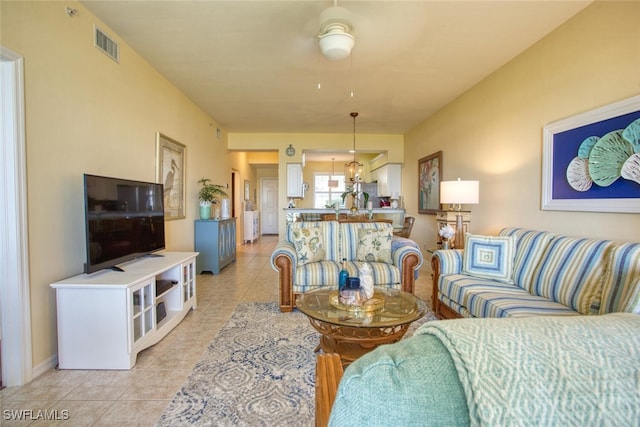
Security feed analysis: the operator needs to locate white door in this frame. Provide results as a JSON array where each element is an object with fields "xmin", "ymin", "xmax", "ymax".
[{"xmin": 261, "ymin": 177, "xmax": 278, "ymax": 234}]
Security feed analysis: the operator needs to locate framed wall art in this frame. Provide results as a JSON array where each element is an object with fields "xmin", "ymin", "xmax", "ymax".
[
  {"xmin": 418, "ymin": 151, "xmax": 443, "ymax": 214},
  {"xmin": 542, "ymin": 95, "xmax": 640, "ymax": 213},
  {"xmin": 156, "ymin": 133, "xmax": 186, "ymax": 220}
]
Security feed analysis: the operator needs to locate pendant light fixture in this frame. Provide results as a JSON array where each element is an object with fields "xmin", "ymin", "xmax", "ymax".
[
  {"xmin": 345, "ymin": 112, "xmax": 363, "ymax": 183},
  {"xmin": 328, "ymin": 158, "xmax": 339, "ymax": 188}
]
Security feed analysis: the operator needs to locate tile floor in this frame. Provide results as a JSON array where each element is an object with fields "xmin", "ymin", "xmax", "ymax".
[{"xmin": 0, "ymin": 235, "xmax": 432, "ymax": 426}]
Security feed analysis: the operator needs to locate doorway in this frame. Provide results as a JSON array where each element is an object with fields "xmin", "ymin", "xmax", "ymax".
[
  {"xmin": 261, "ymin": 177, "xmax": 279, "ymax": 234},
  {"xmin": 1, "ymin": 47, "xmax": 33, "ymax": 386}
]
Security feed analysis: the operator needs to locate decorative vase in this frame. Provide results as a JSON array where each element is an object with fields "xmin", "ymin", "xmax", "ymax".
[
  {"xmin": 199, "ymin": 202, "xmax": 211, "ymax": 220},
  {"xmin": 442, "ymin": 239, "xmax": 449, "ymax": 250}
]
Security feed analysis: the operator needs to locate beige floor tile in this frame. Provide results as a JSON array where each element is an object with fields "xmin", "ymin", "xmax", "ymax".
[
  {"xmin": 92, "ymin": 400, "xmax": 169, "ymax": 427},
  {"xmin": 117, "ymin": 369, "xmax": 191, "ymax": 400}
]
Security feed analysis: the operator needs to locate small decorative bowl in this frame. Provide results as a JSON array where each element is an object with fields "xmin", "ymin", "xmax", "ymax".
[{"xmin": 329, "ymin": 290, "xmax": 385, "ymax": 312}]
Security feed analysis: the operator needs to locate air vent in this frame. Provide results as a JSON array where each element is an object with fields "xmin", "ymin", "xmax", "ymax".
[{"xmin": 94, "ymin": 26, "xmax": 119, "ymax": 63}]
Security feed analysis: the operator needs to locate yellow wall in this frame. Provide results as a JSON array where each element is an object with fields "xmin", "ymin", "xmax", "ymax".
[
  {"xmin": 2, "ymin": 1, "xmax": 230, "ymax": 369},
  {"xmin": 405, "ymin": 1, "xmax": 640, "ymax": 253}
]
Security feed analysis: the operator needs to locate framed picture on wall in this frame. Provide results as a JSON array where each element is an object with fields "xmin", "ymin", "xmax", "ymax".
[
  {"xmin": 418, "ymin": 151, "xmax": 443, "ymax": 214},
  {"xmin": 244, "ymin": 180, "xmax": 250, "ymax": 201},
  {"xmin": 542, "ymin": 95, "xmax": 640, "ymax": 213},
  {"xmin": 156, "ymin": 133, "xmax": 186, "ymax": 220}
]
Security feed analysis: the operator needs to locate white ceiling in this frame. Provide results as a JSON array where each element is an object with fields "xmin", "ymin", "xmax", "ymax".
[{"xmin": 81, "ymin": 0, "xmax": 591, "ymax": 135}]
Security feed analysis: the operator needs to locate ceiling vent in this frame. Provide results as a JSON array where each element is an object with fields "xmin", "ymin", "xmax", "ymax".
[{"xmin": 94, "ymin": 26, "xmax": 119, "ymax": 63}]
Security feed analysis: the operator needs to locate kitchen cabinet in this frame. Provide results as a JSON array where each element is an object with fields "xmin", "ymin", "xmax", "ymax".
[
  {"xmin": 374, "ymin": 164, "xmax": 402, "ymax": 197},
  {"xmin": 287, "ymin": 163, "xmax": 304, "ymax": 198}
]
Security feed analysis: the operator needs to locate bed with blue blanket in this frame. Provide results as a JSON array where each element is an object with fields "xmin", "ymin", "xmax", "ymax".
[{"xmin": 328, "ymin": 313, "xmax": 640, "ymax": 426}]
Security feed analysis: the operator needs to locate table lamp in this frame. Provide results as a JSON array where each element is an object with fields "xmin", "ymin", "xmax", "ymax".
[{"xmin": 440, "ymin": 178, "xmax": 479, "ymax": 249}]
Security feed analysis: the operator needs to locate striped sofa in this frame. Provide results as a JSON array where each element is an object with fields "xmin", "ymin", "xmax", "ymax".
[
  {"xmin": 432, "ymin": 227, "xmax": 640, "ymax": 319},
  {"xmin": 271, "ymin": 221, "xmax": 423, "ymax": 312}
]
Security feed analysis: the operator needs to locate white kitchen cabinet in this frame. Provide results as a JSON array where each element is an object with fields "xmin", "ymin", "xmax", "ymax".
[
  {"xmin": 287, "ymin": 163, "xmax": 304, "ymax": 198},
  {"xmin": 374, "ymin": 164, "xmax": 402, "ymax": 197},
  {"xmin": 50, "ymin": 252, "xmax": 197, "ymax": 370}
]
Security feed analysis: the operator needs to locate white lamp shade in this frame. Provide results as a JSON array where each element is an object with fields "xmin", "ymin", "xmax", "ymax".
[{"xmin": 440, "ymin": 180, "xmax": 479, "ymax": 205}]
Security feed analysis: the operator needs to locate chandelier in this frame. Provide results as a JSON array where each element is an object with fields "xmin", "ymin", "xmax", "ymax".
[{"xmin": 345, "ymin": 112, "xmax": 363, "ymax": 182}]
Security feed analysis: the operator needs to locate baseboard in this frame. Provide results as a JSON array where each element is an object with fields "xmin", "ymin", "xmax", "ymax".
[{"xmin": 32, "ymin": 353, "xmax": 58, "ymax": 379}]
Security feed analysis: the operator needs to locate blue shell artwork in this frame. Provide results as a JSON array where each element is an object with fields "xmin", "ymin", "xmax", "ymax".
[{"xmin": 566, "ymin": 119, "xmax": 640, "ymax": 191}]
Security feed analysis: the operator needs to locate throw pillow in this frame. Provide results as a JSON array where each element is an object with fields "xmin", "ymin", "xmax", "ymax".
[
  {"xmin": 462, "ymin": 233, "xmax": 517, "ymax": 284},
  {"xmin": 292, "ymin": 227, "xmax": 326, "ymax": 265},
  {"xmin": 356, "ymin": 228, "xmax": 392, "ymax": 263}
]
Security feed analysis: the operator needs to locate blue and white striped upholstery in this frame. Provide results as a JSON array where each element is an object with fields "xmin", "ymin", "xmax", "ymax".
[
  {"xmin": 293, "ymin": 260, "xmax": 401, "ymax": 293},
  {"xmin": 433, "ymin": 249, "xmax": 464, "ymax": 275},
  {"xmin": 436, "ymin": 228, "xmax": 640, "ymax": 319},
  {"xmin": 600, "ymin": 242, "xmax": 640, "ymax": 314},
  {"xmin": 529, "ymin": 237, "xmax": 615, "ymax": 315},
  {"xmin": 499, "ymin": 228, "xmax": 556, "ymax": 290},
  {"xmin": 392, "ymin": 237, "xmax": 424, "ymax": 276},
  {"xmin": 271, "ymin": 221, "xmax": 415, "ymax": 295},
  {"xmin": 439, "ymin": 274, "xmax": 578, "ymax": 318},
  {"xmin": 294, "ymin": 260, "xmax": 340, "ymax": 292},
  {"xmin": 271, "ymin": 239, "xmax": 298, "ymax": 270},
  {"xmin": 438, "ymin": 294, "xmax": 473, "ymax": 318}
]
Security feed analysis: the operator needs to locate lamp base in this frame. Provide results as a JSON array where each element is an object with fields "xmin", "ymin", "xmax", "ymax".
[{"xmin": 454, "ymin": 213, "xmax": 465, "ymax": 250}]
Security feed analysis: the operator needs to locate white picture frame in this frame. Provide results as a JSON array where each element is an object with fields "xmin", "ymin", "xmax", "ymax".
[{"xmin": 541, "ymin": 95, "xmax": 640, "ymax": 213}]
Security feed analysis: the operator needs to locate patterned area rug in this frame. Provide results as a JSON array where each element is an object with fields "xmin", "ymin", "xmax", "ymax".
[{"xmin": 157, "ymin": 301, "xmax": 436, "ymax": 426}]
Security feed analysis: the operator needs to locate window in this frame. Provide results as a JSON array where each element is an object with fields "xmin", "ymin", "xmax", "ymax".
[{"xmin": 314, "ymin": 173, "xmax": 346, "ymax": 208}]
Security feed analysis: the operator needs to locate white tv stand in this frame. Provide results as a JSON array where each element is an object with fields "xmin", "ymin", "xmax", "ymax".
[{"xmin": 50, "ymin": 251, "xmax": 198, "ymax": 370}]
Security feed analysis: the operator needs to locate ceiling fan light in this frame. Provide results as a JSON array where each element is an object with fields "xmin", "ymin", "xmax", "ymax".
[{"xmin": 319, "ymin": 27, "xmax": 354, "ymax": 60}]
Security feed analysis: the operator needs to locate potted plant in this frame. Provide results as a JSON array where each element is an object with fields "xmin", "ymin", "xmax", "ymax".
[
  {"xmin": 341, "ymin": 184, "xmax": 369, "ymax": 213},
  {"xmin": 198, "ymin": 178, "xmax": 228, "ymax": 220}
]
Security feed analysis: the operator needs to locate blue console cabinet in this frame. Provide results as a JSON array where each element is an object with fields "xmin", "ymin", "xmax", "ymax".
[{"xmin": 194, "ymin": 218, "xmax": 236, "ymax": 274}]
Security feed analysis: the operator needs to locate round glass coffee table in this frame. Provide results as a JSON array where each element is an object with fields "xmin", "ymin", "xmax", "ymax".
[{"xmin": 296, "ymin": 288, "xmax": 426, "ymax": 365}]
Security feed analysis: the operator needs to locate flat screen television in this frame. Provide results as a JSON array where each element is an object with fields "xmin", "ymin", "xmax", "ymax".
[{"xmin": 83, "ymin": 174, "xmax": 165, "ymax": 273}]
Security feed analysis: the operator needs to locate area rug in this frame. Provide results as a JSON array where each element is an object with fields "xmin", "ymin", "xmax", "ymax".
[{"xmin": 157, "ymin": 301, "xmax": 436, "ymax": 426}]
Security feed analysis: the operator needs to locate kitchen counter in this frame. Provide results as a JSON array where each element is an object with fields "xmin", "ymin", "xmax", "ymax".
[{"xmin": 284, "ymin": 208, "xmax": 405, "ymax": 228}]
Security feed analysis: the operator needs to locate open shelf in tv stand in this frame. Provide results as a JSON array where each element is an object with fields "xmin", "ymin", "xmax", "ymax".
[{"xmin": 50, "ymin": 251, "xmax": 198, "ymax": 370}]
